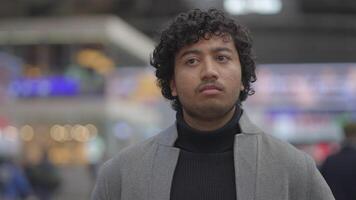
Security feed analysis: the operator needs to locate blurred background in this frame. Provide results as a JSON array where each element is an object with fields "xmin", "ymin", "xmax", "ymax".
[{"xmin": 0, "ymin": 0, "xmax": 355, "ymax": 199}]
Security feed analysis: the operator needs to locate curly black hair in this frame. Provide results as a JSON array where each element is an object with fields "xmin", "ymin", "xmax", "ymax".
[{"xmin": 150, "ymin": 8, "xmax": 257, "ymax": 111}]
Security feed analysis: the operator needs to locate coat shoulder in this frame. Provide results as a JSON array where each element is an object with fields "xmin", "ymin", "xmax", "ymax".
[
  {"xmin": 92, "ymin": 134, "xmax": 162, "ymax": 199},
  {"xmin": 258, "ymin": 132, "xmax": 309, "ymax": 165},
  {"xmin": 110, "ymin": 134, "xmax": 160, "ymax": 169}
]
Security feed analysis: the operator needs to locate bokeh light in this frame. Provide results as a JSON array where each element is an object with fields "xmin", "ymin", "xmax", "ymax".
[
  {"xmin": 3, "ymin": 126, "xmax": 19, "ymax": 141},
  {"xmin": 85, "ymin": 124, "xmax": 98, "ymax": 140},
  {"xmin": 20, "ymin": 125, "xmax": 34, "ymax": 141}
]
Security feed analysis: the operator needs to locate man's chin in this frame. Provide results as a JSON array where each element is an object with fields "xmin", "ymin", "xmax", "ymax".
[{"xmin": 189, "ymin": 103, "xmax": 235, "ymax": 120}]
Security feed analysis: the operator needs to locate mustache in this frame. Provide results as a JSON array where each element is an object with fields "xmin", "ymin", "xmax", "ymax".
[{"xmin": 195, "ymin": 81, "xmax": 224, "ymax": 93}]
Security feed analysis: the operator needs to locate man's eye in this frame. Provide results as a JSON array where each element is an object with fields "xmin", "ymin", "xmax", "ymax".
[
  {"xmin": 186, "ymin": 58, "xmax": 198, "ymax": 65},
  {"xmin": 216, "ymin": 55, "xmax": 230, "ymax": 62}
]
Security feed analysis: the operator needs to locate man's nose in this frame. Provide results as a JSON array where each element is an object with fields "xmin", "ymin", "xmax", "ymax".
[{"xmin": 201, "ymin": 58, "xmax": 219, "ymax": 81}]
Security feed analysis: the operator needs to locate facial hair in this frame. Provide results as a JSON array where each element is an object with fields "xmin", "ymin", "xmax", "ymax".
[{"xmin": 182, "ymin": 101, "xmax": 237, "ymax": 122}]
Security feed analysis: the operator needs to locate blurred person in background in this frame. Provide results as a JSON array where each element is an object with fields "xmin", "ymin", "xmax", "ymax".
[
  {"xmin": 0, "ymin": 156, "xmax": 34, "ymax": 200},
  {"xmin": 24, "ymin": 151, "xmax": 61, "ymax": 200},
  {"xmin": 92, "ymin": 9, "xmax": 334, "ymax": 200},
  {"xmin": 320, "ymin": 122, "xmax": 356, "ymax": 200}
]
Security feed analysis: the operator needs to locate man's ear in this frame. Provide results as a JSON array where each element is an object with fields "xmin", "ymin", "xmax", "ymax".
[
  {"xmin": 240, "ymin": 83, "xmax": 245, "ymax": 91},
  {"xmin": 170, "ymin": 78, "xmax": 177, "ymax": 97}
]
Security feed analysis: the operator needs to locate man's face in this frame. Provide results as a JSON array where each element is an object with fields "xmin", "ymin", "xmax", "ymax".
[{"xmin": 170, "ymin": 34, "xmax": 244, "ymax": 121}]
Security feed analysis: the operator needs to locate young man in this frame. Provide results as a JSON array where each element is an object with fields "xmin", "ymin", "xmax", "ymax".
[{"xmin": 92, "ymin": 9, "xmax": 334, "ymax": 200}]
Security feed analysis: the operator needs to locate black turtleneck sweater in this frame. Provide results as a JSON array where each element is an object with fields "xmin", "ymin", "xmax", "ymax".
[{"xmin": 170, "ymin": 108, "xmax": 242, "ymax": 200}]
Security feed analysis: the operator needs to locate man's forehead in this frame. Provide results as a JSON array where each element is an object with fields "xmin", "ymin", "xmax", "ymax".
[
  {"xmin": 176, "ymin": 34, "xmax": 235, "ymax": 56},
  {"xmin": 190, "ymin": 33, "xmax": 233, "ymax": 46}
]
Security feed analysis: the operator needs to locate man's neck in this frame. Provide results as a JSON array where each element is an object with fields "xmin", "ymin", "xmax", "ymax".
[{"xmin": 182, "ymin": 106, "xmax": 236, "ymax": 132}]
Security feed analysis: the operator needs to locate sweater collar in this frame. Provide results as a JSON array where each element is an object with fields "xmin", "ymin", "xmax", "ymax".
[{"xmin": 174, "ymin": 106, "xmax": 242, "ymax": 153}]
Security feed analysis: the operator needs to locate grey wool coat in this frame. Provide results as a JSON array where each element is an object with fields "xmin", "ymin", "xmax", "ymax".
[{"xmin": 91, "ymin": 112, "xmax": 335, "ymax": 200}]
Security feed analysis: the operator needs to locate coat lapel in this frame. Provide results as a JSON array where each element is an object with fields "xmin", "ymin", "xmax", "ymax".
[
  {"xmin": 234, "ymin": 133, "xmax": 259, "ymax": 200},
  {"xmin": 149, "ymin": 124, "xmax": 180, "ymax": 200},
  {"xmin": 234, "ymin": 112, "xmax": 261, "ymax": 200}
]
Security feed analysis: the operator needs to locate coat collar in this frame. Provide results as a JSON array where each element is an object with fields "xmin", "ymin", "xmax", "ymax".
[{"xmin": 155, "ymin": 111, "xmax": 262, "ymax": 147}]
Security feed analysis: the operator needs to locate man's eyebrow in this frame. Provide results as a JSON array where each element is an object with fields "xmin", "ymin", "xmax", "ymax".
[
  {"xmin": 178, "ymin": 49, "xmax": 202, "ymax": 59},
  {"xmin": 211, "ymin": 47, "xmax": 234, "ymax": 53},
  {"xmin": 177, "ymin": 47, "xmax": 235, "ymax": 59}
]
